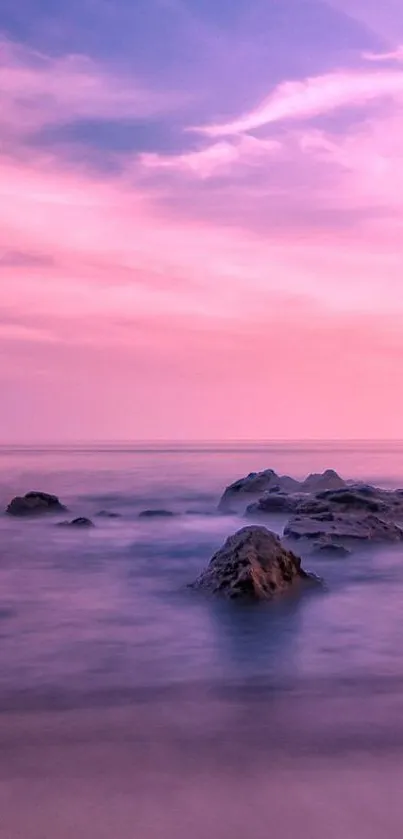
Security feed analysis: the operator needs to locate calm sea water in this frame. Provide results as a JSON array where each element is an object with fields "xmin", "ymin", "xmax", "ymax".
[{"xmin": 2, "ymin": 441, "xmax": 403, "ymax": 838}]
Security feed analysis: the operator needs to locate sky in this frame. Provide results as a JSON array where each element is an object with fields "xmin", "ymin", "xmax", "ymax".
[{"xmin": 1, "ymin": 0, "xmax": 403, "ymax": 441}]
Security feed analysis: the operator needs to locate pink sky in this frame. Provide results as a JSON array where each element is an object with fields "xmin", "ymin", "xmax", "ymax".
[{"xmin": 1, "ymin": 4, "xmax": 403, "ymax": 441}]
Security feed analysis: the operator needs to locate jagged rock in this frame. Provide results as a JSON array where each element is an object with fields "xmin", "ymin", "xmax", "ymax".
[
  {"xmin": 6, "ymin": 491, "xmax": 67, "ymax": 517},
  {"xmin": 284, "ymin": 513, "xmax": 403, "ymax": 544},
  {"xmin": 218, "ymin": 470, "xmax": 300, "ymax": 512},
  {"xmin": 190, "ymin": 526, "xmax": 317, "ymax": 599},
  {"xmin": 218, "ymin": 469, "xmax": 346, "ymax": 513},
  {"xmin": 138, "ymin": 509, "xmax": 175, "ymax": 518},
  {"xmin": 58, "ymin": 517, "xmax": 94, "ymax": 528},
  {"xmin": 300, "ymin": 470, "xmax": 346, "ymax": 493}
]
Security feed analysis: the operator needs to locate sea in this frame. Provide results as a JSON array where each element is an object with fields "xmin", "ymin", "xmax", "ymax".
[{"xmin": 1, "ymin": 440, "xmax": 403, "ymax": 838}]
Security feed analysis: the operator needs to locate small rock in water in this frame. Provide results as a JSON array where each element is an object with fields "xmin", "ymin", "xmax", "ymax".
[
  {"xmin": 190, "ymin": 525, "xmax": 319, "ymax": 600},
  {"xmin": 6, "ymin": 491, "xmax": 67, "ymax": 517},
  {"xmin": 58, "ymin": 517, "xmax": 94, "ymax": 528},
  {"xmin": 138, "ymin": 509, "xmax": 175, "ymax": 518},
  {"xmin": 96, "ymin": 510, "xmax": 121, "ymax": 518},
  {"xmin": 311, "ymin": 542, "xmax": 351, "ymax": 557}
]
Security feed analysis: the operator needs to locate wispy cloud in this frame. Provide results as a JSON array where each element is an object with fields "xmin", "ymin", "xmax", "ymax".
[
  {"xmin": 363, "ymin": 46, "xmax": 403, "ymax": 62},
  {"xmin": 140, "ymin": 135, "xmax": 280, "ymax": 178},
  {"xmin": 194, "ymin": 68, "xmax": 403, "ymax": 135},
  {"xmin": 0, "ymin": 38, "xmax": 183, "ymax": 137}
]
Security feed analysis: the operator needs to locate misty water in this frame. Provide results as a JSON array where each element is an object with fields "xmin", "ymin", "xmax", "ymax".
[{"xmin": 2, "ymin": 441, "xmax": 403, "ymax": 838}]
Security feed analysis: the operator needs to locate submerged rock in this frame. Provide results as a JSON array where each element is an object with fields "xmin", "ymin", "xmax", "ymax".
[
  {"xmin": 6, "ymin": 491, "xmax": 67, "ymax": 517},
  {"xmin": 96, "ymin": 510, "xmax": 121, "ymax": 518},
  {"xmin": 58, "ymin": 517, "xmax": 94, "ymax": 528},
  {"xmin": 284, "ymin": 513, "xmax": 403, "ymax": 544},
  {"xmin": 138, "ymin": 509, "xmax": 175, "ymax": 518},
  {"xmin": 190, "ymin": 526, "xmax": 317, "ymax": 600},
  {"xmin": 310, "ymin": 541, "xmax": 351, "ymax": 557}
]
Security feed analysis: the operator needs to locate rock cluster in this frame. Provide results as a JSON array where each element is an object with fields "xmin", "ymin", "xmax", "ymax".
[
  {"xmin": 219, "ymin": 468, "xmax": 346, "ymax": 512},
  {"xmin": 219, "ymin": 470, "xmax": 403, "ymax": 551}
]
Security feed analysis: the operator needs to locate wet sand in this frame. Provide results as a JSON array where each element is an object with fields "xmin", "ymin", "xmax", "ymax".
[{"xmin": 1, "ymin": 692, "xmax": 403, "ymax": 839}]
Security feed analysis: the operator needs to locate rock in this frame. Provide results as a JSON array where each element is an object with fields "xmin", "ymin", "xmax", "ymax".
[
  {"xmin": 300, "ymin": 470, "xmax": 346, "ymax": 493},
  {"xmin": 311, "ymin": 542, "xmax": 351, "ymax": 557},
  {"xmin": 190, "ymin": 526, "xmax": 316, "ymax": 600},
  {"xmin": 296, "ymin": 499, "xmax": 334, "ymax": 515},
  {"xmin": 315, "ymin": 488, "xmax": 385, "ymax": 513},
  {"xmin": 58, "ymin": 517, "xmax": 94, "ymax": 528},
  {"xmin": 245, "ymin": 493, "xmax": 301, "ymax": 516},
  {"xmin": 138, "ymin": 509, "xmax": 175, "ymax": 518},
  {"xmin": 218, "ymin": 469, "xmax": 347, "ymax": 513},
  {"xmin": 6, "ymin": 491, "xmax": 67, "ymax": 517},
  {"xmin": 218, "ymin": 470, "xmax": 300, "ymax": 512},
  {"xmin": 96, "ymin": 510, "xmax": 121, "ymax": 518},
  {"xmin": 284, "ymin": 513, "xmax": 403, "ymax": 544}
]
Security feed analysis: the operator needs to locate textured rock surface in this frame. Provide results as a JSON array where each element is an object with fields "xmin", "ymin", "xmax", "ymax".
[
  {"xmin": 218, "ymin": 469, "xmax": 346, "ymax": 513},
  {"xmin": 246, "ymin": 493, "xmax": 301, "ymax": 516},
  {"xmin": 190, "ymin": 526, "xmax": 315, "ymax": 599},
  {"xmin": 284, "ymin": 513, "xmax": 403, "ymax": 544},
  {"xmin": 300, "ymin": 470, "xmax": 347, "ymax": 493},
  {"xmin": 6, "ymin": 491, "xmax": 67, "ymax": 517},
  {"xmin": 218, "ymin": 470, "xmax": 300, "ymax": 512}
]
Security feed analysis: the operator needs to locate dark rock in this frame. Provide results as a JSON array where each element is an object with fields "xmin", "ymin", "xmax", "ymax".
[
  {"xmin": 284, "ymin": 513, "xmax": 403, "ymax": 544},
  {"xmin": 218, "ymin": 469, "xmax": 347, "ymax": 513},
  {"xmin": 6, "ymin": 491, "xmax": 67, "ymax": 517},
  {"xmin": 58, "ymin": 517, "xmax": 94, "ymax": 528},
  {"xmin": 295, "ymin": 499, "xmax": 332, "ymax": 515},
  {"xmin": 311, "ymin": 542, "xmax": 351, "ymax": 557},
  {"xmin": 300, "ymin": 470, "xmax": 346, "ymax": 493},
  {"xmin": 190, "ymin": 526, "xmax": 317, "ymax": 600},
  {"xmin": 96, "ymin": 510, "xmax": 121, "ymax": 518},
  {"xmin": 138, "ymin": 509, "xmax": 175, "ymax": 518},
  {"xmin": 218, "ymin": 470, "xmax": 300, "ymax": 512},
  {"xmin": 245, "ymin": 493, "xmax": 300, "ymax": 516},
  {"xmin": 315, "ymin": 488, "xmax": 384, "ymax": 513}
]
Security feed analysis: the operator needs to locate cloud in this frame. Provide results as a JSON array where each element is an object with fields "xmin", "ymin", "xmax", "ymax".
[
  {"xmin": 193, "ymin": 68, "xmax": 403, "ymax": 136},
  {"xmin": 0, "ymin": 38, "xmax": 183, "ymax": 138},
  {"xmin": 363, "ymin": 46, "xmax": 403, "ymax": 62},
  {"xmin": 140, "ymin": 135, "xmax": 281, "ymax": 178}
]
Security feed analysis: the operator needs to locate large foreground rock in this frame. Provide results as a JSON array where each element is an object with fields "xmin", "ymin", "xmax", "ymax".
[
  {"xmin": 6, "ymin": 491, "xmax": 67, "ymax": 517},
  {"xmin": 190, "ymin": 526, "xmax": 315, "ymax": 599},
  {"xmin": 284, "ymin": 513, "xmax": 403, "ymax": 544}
]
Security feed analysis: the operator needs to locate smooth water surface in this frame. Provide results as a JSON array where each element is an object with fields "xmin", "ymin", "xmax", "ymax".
[{"xmin": 2, "ymin": 441, "xmax": 403, "ymax": 838}]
